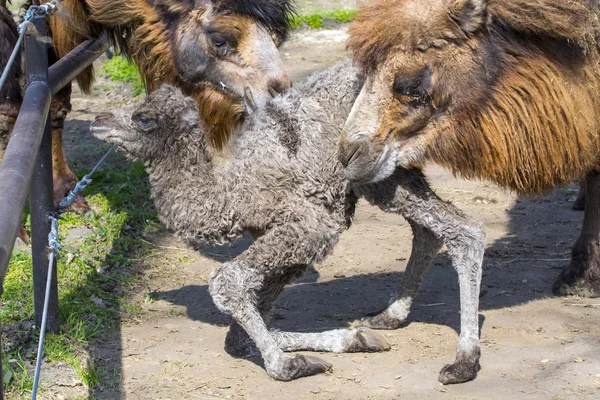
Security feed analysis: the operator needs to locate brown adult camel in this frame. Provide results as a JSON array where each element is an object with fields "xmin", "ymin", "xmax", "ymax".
[
  {"xmin": 0, "ymin": 0, "xmax": 294, "ymax": 210},
  {"xmin": 339, "ymin": 0, "xmax": 600, "ymax": 384}
]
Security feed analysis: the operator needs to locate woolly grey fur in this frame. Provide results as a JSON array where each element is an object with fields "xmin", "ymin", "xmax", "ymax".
[{"xmin": 92, "ymin": 60, "xmax": 485, "ymax": 383}]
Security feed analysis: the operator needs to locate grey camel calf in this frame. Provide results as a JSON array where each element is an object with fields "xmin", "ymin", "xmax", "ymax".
[{"xmin": 91, "ymin": 60, "xmax": 485, "ymax": 384}]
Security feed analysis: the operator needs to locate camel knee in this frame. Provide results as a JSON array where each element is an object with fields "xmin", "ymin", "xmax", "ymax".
[{"xmin": 209, "ymin": 262, "xmax": 262, "ymax": 315}]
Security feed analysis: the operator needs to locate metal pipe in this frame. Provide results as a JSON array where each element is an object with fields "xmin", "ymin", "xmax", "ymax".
[
  {"xmin": 25, "ymin": 14, "xmax": 59, "ymax": 332},
  {"xmin": 0, "ymin": 82, "xmax": 51, "ymax": 289},
  {"xmin": 0, "ymin": 13, "xmax": 51, "ymax": 290},
  {"xmin": 30, "ymin": 115, "xmax": 59, "ymax": 332},
  {"xmin": 49, "ymin": 33, "xmax": 109, "ymax": 95}
]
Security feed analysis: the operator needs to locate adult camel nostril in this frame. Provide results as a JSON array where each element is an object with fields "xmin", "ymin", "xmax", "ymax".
[
  {"xmin": 268, "ymin": 75, "xmax": 292, "ymax": 98},
  {"xmin": 339, "ymin": 141, "xmax": 362, "ymax": 168}
]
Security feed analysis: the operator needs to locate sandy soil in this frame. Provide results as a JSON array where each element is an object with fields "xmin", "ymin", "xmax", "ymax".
[{"xmin": 50, "ymin": 28, "xmax": 600, "ymax": 400}]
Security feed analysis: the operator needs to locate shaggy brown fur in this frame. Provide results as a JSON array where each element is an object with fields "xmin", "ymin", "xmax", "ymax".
[
  {"xmin": 43, "ymin": 0, "xmax": 294, "ymax": 149},
  {"xmin": 347, "ymin": 0, "xmax": 600, "ymax": 194}
]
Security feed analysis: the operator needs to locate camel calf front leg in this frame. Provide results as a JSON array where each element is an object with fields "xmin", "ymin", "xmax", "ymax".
[
  {"xmin": 210, "ymin": 213, "xmax": 341, "ymax": 381},
  {"xmin": 360, "ymin": 168, "xmax": 485, "ymax": 384}
]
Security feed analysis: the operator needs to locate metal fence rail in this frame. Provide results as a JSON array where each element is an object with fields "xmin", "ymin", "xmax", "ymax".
[{"xmin": 0, "ymin": 5, "xmax": 109, "ymax": 398}]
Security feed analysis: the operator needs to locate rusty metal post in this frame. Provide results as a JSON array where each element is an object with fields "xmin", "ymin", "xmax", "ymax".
[
  {"xmin": 26, "ymin": 14, "xmax": 59, "ymax": 333},
  {"xmin": 0, "ymin": 27, "xmax": 52, "ymax": 288}
]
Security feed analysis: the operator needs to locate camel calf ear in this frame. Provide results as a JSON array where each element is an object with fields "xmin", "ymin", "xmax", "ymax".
[{"xmin": 450, "ymin": 0, "xmax": 488, "ymax": 34}]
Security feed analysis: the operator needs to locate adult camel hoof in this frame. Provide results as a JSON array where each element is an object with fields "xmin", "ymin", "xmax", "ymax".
[
  {"xmin": 346, "ymin": 328, "xmax": 391, "ymax": 352},
  {"xmin": 268, "ymin": 354, "xmax": 332, "ymax": 381},
  {"xmin": 17, "ymin": 225, "xmax": 30, "ymax": 245},
  {"xmin": 553, "ymin": 241, "xmax": 600, "ymax": 298},
  {"xmin": 53, "ymin": 172, "xmax": 90, "ymax": 213},
  {"xmin": 354, "ymin": 309, "xmax": 403, "ymax": 330},
  {"xmin": 553, "ymin": 273, "xmax": 600, "ymax": 297},
  {"xmin": 64, "ymin": 194, "xmax": 92, "ymax": 214},
  {"xmin": 438, "ymin": 349, "xmax": 481, "ymax": 385}
]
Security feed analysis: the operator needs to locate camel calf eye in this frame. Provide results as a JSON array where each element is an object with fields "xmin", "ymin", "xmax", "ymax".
[{"xmin": 137, "ymin": 114, "xmax": 155, "ymax": 131}]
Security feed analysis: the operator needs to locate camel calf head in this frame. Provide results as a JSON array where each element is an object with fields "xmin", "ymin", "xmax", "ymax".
[{"xmin": 90, "ymin": 85, "xmax": 207, "ymax": 163}]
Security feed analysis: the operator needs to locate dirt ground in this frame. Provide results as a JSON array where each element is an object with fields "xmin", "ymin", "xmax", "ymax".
[{"xmin": 55, "ymin": 27, "xmax": 600, "ymax": 400}]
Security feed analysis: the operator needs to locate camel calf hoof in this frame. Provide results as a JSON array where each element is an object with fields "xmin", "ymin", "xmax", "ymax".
[
  {"xmin": 355, "ymin": 310, "xmax": 403, "ymax": 330},
  {"xmin": 346, "ymin": 328, "xmax": 391, "ymax": 352},
  {"xmin": 268, "ymin": 354, "xmax": 332, "ymax": 381},
  {"xmin": 438, "ymin": 349, "xmax": 481, "ymax": 385}
]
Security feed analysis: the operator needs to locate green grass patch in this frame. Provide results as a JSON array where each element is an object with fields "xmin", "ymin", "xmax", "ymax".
[
  {"xmin": 290, "ymin": 9, "xmax": 357, "ymax": 29},
  {"xmin": 101, "ymin": 56, "xmax": 146, "ymax": 97},
  {"xmin": 2, "ymin": 158, "xmax": 159, "ymax": 397}
]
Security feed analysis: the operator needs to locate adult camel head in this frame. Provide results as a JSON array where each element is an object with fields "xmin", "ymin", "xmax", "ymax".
[
  {"xmin": 339, "ymin": 0, "xmax": 599, "ymax": 189},
  {"xmin": 56, "ymin": 0, "xmax": 295, "ymax": 149}
]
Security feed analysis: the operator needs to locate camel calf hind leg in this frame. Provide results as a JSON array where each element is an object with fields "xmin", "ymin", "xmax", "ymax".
[
  {"xmin": 225, "ymin": 263, "xmax": 390, "ymax": 357},
  {"xmin": 554, "ymin": 170, "xmax": 600, "ymax": 297},
  {"xmin": 360, "ymin": 168, "xmax": 485, "ymax": 384}
]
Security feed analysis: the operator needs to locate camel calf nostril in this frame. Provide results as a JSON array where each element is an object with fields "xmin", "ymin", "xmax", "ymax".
[{"xmin": 94, "ymin": 112, "xmax": 114, "ymax": 121}]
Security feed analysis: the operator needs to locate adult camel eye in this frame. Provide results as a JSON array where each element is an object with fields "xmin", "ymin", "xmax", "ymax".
[
  {"xmin": 393, "ymin": 66, "xmax": 432, "ymax": 104},
  {"xmin": 211, "ymin": 35, "xmax": 226, "ymax": 48}
]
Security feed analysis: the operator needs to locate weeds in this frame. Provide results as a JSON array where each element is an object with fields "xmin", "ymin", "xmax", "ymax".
[
  {"xmin": 290, "ymin": 9, "xmax": 357, "ymax": 29},
  {"xmin": 1, "ymin": 158, "xmax": 159, "ymax": 397},
  {"xmin": 101, "ymin": 56, "xmax": 145, "ymax": 96}
]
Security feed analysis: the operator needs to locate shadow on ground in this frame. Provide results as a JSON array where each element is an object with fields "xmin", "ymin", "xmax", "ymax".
[{"xmin": 155, "ymin": 186, "xmax": 581, "ymax": 340}]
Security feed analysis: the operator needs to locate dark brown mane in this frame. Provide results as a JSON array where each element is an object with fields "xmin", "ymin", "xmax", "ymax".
[
  {"xmin": 47, "ymin": 0, "xmax": 294, "ymax": 151},
  {"xmin": 348, "ymin": 0, "xmax": 600, "ymax": 74}
]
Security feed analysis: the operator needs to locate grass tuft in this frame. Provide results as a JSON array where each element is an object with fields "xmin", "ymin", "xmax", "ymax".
[
  {"xmin": 290, "ymin": 9, "xmax": 357, "ymax": 29},
  {"xmin": 101, "ymin": 56, "xmax": 146, "ymax": 96},
  {"xmin": 1, "ymin": 159, "xmax": 159, "ymax": 397}
]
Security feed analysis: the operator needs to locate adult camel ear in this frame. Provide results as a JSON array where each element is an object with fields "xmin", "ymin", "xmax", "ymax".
[{"xmin": 450, "ymin": 0, "xmax": 488, "ymax": 34}]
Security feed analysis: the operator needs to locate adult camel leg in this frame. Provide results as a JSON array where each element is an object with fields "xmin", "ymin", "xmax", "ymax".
[
  {"xmin": 1, "ymin": 6, "xmax": 28, "ymax": 243},
  {"xmin": 50, "ymin": 82, "xmax": 88, "ymax": 210},
  {"xmin": 209, "ymin": 211, "xmax": 340, "ymax": 380},
  {"xmin": 553, "ymin": 170, "xmax": 600, "ymax": 297},
  {"xmin": 357, "ymin": 168, "xmax": 485, "ymax": 384},
  {"xmin": 572, "ymin": 180, "xmax": 585, "ymax": 211}
]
